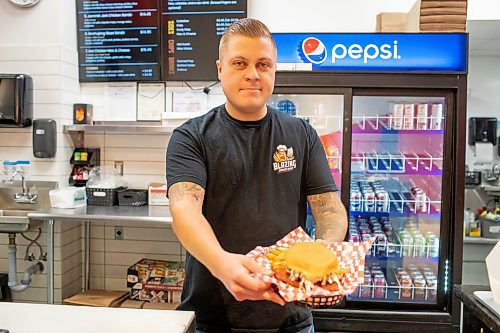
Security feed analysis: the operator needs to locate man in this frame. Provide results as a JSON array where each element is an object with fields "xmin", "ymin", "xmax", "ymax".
[{"xmin": 166, "ymin": 18, "xmax": 347, "ymax": 333}]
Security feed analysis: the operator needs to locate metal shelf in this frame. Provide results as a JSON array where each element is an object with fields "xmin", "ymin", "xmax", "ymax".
[
  {"xmin": 63, "ymin": 122, "xmax": 176, "ymax": 134},
  {"xmin": 63, "ymin": 122, "xmax": 176, "ymax": 147}
]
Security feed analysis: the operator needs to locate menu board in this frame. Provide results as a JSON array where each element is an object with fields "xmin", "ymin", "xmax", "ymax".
[
  {"xmin": 162, "ymin": 0, "xmax": 247, "ymax": 81},
  {"xmin": 76, "ymin": 0, "xmax": 161, "ymax": 82}
]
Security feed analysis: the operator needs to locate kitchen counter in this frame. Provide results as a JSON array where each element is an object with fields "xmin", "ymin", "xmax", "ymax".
[
  {"xmin": 24, "ymin": 205, "xmax": 172, "ymax": 304},
  {"xmin": 28, "ymin": 205, "xmax": 172, "ymax": 223},
  {"xmin": 454, "ymin": 285, "xmax": 500, "ymax": 333},
  {"xmin": 0, "ymin": 302, "xmax": 195, "ymax": 333}
]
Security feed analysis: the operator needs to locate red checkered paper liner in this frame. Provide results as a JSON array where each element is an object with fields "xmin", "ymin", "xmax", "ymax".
[{"xmin": 246, "ymin": 227, "xmax": 375, "ymax": 303}]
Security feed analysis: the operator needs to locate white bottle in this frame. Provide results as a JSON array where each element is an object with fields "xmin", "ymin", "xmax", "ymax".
[{"xmin": 464, "ymin": 208, "xmax": 471, "ymax": 237}]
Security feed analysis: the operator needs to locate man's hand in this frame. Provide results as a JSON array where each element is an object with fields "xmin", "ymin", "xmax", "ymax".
[{"xmin": 211, "ymin": 252, "xmax": 285, "ymax": 306}]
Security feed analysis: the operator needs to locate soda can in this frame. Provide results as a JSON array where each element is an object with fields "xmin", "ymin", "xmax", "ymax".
[
  {"xmin": 431, "ymin": 104, "xmax": 443, "ymax": 130},
  {"xmin": 361, "ymin": 273, "xmax": 373, "ymax": 298},
  {"xmin": 428, "ymin": 235, "xmax": 440, "ymax": 258},
  {"xmin": 357, "ymin": 217, "xmax": 368, "ymax": 224},
  {"xmin": 349, "ymin": 233, "xmax": 361, "ymax": 243},
  {"xmin": 396, "ymin": 268, "xmax": 409, "ymax": 280},
  {"xmin": 379, "ymin": 216, "xmax": 390, "ymax": 223},
  {"xmin": 383, "ymin": 223, "xmax": 394, "ymax": 240},
  {"xmin": 426, "ymin": 276, "xmax": 438, "ymax": 301},
  {"xmin": 363, "ymin": 191, "xmax": 376, "ymax": 212},
  {"xmin": 402, "ymin": 234, "xmax": 413, "ymax": 257},
  {"xmin": 392, "ymin": 103, "xmax": 404, "ymax": 130},
  {"xmin": 362, "ymin": 233, "xmax": 372, "ymax": 242},
  {"xmin": 375, "ymin": 232, "xmax": 387, "ymax": 255},
  {"xmin": 376, "ymin": 190, "xmax": 389, "ymax": 212},
  {"xmin": 422, "ymin": 267, "xmax": 434, "ymax": 276},
  {"xmin": 373, "ymin": 273, "xmax": 386, "ymax": 299},
  {"xmin": 416, "ymin": 103, "xmax": 429, "ymax": 130},
  {"xmin": 403, "ymin": 104, "xmax": 415, "ymax": 130},
  {"xmin": 350, "ymin": 189, "xmax": 362, "ymax": 212},
  {"xmin": 414, "ymin": 234, "xmax": 426, "ymax": 257},
  {"xmin": 413, "ymin": 275, "xmax": 426, "ymax": 299},
  {"xmin": 400, "ymin": 273, "xmax": 413, "ymax": 299}
]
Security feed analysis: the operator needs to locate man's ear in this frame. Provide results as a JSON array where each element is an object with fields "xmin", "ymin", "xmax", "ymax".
[{"xmin": 216, "ymin": 59, "xmax": 222, "ymax": 80}]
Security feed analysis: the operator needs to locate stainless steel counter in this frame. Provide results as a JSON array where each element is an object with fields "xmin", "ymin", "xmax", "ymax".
[
  {"xmin": 26, "ymin": 205, "xmax": 172, "ymax": 304},
  {"xmin": 28, "ymin": 205, "xmax": 172, "ymax": 223}
]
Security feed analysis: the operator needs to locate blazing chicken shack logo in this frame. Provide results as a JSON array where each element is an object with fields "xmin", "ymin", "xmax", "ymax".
[{"xmin": 273, "ymin": 145, "xmax": 297, "ymax": 173}]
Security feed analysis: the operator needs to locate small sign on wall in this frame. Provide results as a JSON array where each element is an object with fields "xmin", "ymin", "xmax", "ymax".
[{"xmin": 137, "ymin": 83, "xmax": 166, "ymax": 121}]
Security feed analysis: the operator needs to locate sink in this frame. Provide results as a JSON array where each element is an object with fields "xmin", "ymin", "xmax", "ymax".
[
  {"xmin": 0, "ymin": 180, "xmax": 57, "ymax": 234},
  {"xmin": 0, "ymin": 209, "xmax": 42, "ymax": 233}
]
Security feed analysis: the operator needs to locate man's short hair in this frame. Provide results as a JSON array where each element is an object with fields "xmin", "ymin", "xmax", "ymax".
[{"xmin": 219, "ymin": 18, "xmax": 276, "ymax": 58}]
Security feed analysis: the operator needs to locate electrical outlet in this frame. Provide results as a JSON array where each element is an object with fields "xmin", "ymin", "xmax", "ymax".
[
  {"xmin": 114, "ymin": 226, "xmax": 124, "ymax": 240},
  {"xmin": 114, "ymin": 161, "xmax": 124, "ymax": 176}
]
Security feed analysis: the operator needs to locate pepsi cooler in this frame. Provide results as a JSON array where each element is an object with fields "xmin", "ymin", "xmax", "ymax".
[{"xmin": 271, "ymin": 33, "xmax": 468, "ymax": 333}]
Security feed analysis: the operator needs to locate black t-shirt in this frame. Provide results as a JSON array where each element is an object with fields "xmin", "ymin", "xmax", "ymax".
[{"xmin": 166, "ymin": 104, "xmax": 337, "ymax": 332}]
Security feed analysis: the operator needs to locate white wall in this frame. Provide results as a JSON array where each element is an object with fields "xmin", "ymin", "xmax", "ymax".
[
  {"xmin": 465, "ymin": 56, "xmax": 500, "ymax": 168},
  {"xmin": 249, "ymin": 0, "xmax": 416, "ymax": 32}
]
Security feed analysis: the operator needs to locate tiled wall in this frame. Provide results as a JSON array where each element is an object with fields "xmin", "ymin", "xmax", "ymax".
[{"xmin": 0, "ymin": 44, "xmax": 82, "ymax": 304}]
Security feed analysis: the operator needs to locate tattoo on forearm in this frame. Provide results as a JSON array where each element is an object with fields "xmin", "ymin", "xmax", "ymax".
[
  {"xmin": 308, "ymin": 192, "xmax": 347, "ymax": 242},
  {"xmin": 169, "ymin": 182, "xmax": 205, "ymax": 208},
  {"xmin": 307, "ymin": 193, "xmax": 337, "ymax": 215}
]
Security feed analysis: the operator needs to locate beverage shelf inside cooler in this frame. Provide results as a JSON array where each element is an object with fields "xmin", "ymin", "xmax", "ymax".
[
  {"xmin": 350, "ymin": 191, "xmax": 441, "ymax": 217},
  {"xmin": 347, "ymin": 267, "xmax": 438, "ymax": 304},
  {"xmin": 365, "ymin": 233, "xmax": 440, "ymax": 260},
  {"xmin": 350, "ymin": 215, "xmax": 440, "ymax": 260},
  {"xmin": 352, "ymin": 115, "xmax": 444, "ymax": 134},
  {"xmin": 351, "ymin": 151, "xmax": 442, "ymax": 175},
  {"xmin": 296, "ymin": 115, "xmax": 343, "ymax": 131}
]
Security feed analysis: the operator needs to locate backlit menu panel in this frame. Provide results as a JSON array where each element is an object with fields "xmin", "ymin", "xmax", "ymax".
[
  {"xmin": 162, "ymin": 0, "xmax": 246, "ymax": 81},
  {"xmin": 77, "ymin": 0, "xmax": 161, "ymax": 82}
]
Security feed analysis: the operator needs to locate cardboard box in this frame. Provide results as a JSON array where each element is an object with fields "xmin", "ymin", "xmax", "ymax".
[
  {"xmin": 376, "ymin": 13, "xmax": 407, "ymax": 32},
  {"xmin": 148, "ymin": 182, "xmax": 169, "ymax": 206},
  {"xmin": 120, "ymin": 299, "xmax": 145, "ymax": 309},
  {"xmin": 63, "ymin": 289, "xmax": 128, "ymax": 307},
  {"xmin": 143, "ymin": 302, "xmax": 180, "ymax": 310},
  {"xmin": 127, "ymin": 259, "xmax": 184, "ymax": 303},
  {"xmin": 130, "ymin": 288, "xmax": 181, "ymax": 303}
]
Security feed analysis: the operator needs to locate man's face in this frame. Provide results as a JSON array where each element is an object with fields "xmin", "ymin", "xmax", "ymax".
[{"xmin": 216, "ymin": 35, "xmax": 276, "ymax": 119}]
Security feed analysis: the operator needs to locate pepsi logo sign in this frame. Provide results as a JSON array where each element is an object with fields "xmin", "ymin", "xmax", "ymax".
[
  {"xmin": 301, "ymin": 37, "xmax": 328, "ymax": 64},
  {"xmin": 300, "ymin": 37, "xmax": 402, "ymax": 64}
]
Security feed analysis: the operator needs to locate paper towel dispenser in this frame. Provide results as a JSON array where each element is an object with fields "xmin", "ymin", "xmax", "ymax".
[
  {"xmin": 0, "ymin": 74, "xmax": 33, "ymax": 127},
  {"xmin": 468, "ymin": 117, "xmax": 497, "ymax": 145}
]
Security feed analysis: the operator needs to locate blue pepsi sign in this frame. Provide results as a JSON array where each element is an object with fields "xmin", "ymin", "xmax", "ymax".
[{"xmin": 273, "ymin": 33, "xmax": 467, "ymax": 73}]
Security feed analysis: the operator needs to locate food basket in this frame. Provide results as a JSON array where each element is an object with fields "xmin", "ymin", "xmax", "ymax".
[{"xmin": 247, "ymin": 227, "xmax": 374, "ymax": 308}]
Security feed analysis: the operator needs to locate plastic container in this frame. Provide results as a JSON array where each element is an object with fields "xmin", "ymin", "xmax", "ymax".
[
  {"xmin": 117, "ymin": 189, "xmax": 148, "ymax": 206},
  {"xmin": 86, "ymin": 187, "xmax": 126, "ymax": 206},
  {"xmin": 2, "ymin": 160, "xmax": 16, "ymax": 182},
  {"xmin": 480, "ymin": 217, "xmax": 500, "ymax": 239}
]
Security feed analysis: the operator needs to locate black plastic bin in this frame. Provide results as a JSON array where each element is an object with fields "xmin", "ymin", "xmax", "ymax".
[
  {"xmin": 118, "ymin": 189, "xmax": 148, "ymax": 206},
  {"xmin": 86, "ymin": 187, "xmax": 126, "ymax": 206}
]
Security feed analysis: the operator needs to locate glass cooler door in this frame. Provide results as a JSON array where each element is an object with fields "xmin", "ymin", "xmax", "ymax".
[
  {"xmin": 269, "ymin": 93, "xmax": 345, "ymax": 190},
  {"xmin": 347, "ymin": 93, "xmax": 447, "ymax": 308}
]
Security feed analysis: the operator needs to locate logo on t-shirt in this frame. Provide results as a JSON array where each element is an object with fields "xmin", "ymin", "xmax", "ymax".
[{"xmin": 273, "ymin": 145, "xmax": 297, "ymax": 173}]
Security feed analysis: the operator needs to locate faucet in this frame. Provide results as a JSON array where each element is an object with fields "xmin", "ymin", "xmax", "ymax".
[
  {"xmin": 8, "ymin": 171, "xmax": 38, "ymax": 204},
  {"xmin": 485, "ymin": 163, "xmax": 500, "ymax": 182}
]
